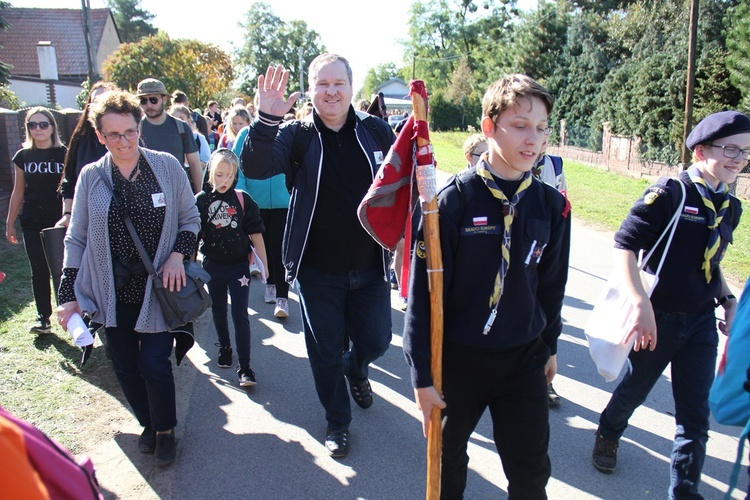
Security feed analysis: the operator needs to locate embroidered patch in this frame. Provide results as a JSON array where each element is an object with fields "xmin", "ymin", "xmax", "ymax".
[
  {"xmin": 685, "ymin": 206, "xmax": 699, "ymax": 214},
  {"xmin": 462, "ymin": 225, "xmax": 500, "ymax": 235},
  {"xmin": 524, "ymin": 240, "xmax": 547, "ymax": 265},
  {"xmin": 473, "ymin": 216, "xmax": 488, "ymax": 226},
  {"xmin": 416, "ymin": 240, "xmax": 426, "ymax": 259},
  {"xmin": 644, "ymin": 192, "xmax": 659, "ymax": 205}
]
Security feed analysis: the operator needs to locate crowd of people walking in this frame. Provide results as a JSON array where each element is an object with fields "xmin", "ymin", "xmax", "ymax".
[{"xmin": 2, "ymin": 50, "xmax": 749, "ymax": 499}]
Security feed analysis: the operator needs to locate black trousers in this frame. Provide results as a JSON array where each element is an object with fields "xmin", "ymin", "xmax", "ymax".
[
  {"xmin": 441, "ymin": 338, "xmax": 551, "ymax": 500},
  {"xmin": 259, "ymin": 208, "xmax": 289, "ymax": 298},
  {"xmin": 22, "ymin": 228, "xmax": 59, "ymax": 320}
]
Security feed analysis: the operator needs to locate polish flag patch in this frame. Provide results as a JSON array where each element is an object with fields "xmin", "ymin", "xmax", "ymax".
[
  {"xmin": 473, "ymin": 216, "xmax": 488, "ymax": 226},
  {"xmin": 684, "ymin": 206, "xmax": 699, "ymax": 215}
]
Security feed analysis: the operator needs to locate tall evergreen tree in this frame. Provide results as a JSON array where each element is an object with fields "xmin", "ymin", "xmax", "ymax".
[
  {"xmin": 107, "ymin": 0, "xmax": 158, "ymax": 43},
  {"xmin": 726, "ymin": 0, "xmax": 750, "ymax": 111}
]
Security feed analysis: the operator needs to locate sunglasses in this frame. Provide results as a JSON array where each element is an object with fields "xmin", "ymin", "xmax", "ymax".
[
  {"xmin": 139, "ymin": 96, "xmax": 161, "ymax": 105},
  {"xmin": 27, "ymin": 121, "xmax": 50, "ymax": 130}
]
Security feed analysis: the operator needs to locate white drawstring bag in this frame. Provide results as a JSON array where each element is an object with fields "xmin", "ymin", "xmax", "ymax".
[{"xmin": 585, "ymin": 180, "xmax": 685, "ymax": 382}]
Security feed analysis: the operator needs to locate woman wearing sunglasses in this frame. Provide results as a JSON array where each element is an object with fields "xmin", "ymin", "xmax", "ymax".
[{"xmin": 5, "ymin": 107, "xmax": 67, "ymax": 334}]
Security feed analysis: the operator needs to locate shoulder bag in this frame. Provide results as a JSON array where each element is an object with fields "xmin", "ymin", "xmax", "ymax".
[
  {"xmin": 585, "ymin": 179, "xmax": 686, "ymax": 382},
  {"xmin": 96, "ymin": 166, "xmax": 211, "ymax": 330}
]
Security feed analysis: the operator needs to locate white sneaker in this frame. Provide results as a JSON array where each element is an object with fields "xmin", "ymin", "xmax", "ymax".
[
  {"xmin": 274, "ymin": 298, "xmax": 289, "ymax": 318},
  {"xmin": 264, "ymin": 284, "xmax": 276, "ymax": 303},
  {"xmin": 249, "ymin": 263, "xmax": 261, "ymax": 276}
]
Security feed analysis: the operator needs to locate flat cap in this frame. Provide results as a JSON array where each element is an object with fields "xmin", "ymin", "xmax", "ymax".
[
  {"xmin": 686, "ymin": 110, "xmax": 750, "ymax": 150},
  {"xmin": 136, "ymin": 78, "xmax": 168, "ymax": 97}
]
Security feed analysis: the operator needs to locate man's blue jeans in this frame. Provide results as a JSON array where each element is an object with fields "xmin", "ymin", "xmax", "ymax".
[
  {"xmin": 599, "ymin": 306, "xmax": 718, "ymax": 499},
  {"xmin": 296, "ymin": 262, "xmax": 392, "ymax": 431}
]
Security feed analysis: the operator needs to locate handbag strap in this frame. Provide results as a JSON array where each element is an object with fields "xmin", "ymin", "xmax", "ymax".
[
  {"xmin": 639, "ymin": 178, "xmax": 686, "ymax": 279},
  {"xmin": 95, "ymin": 166, "xmax": 160, "ymax": 280}
]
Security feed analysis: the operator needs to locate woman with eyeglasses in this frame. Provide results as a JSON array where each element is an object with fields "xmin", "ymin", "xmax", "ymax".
[
  {"xmin": 592, "ymin": 110, "xmax": 747, "ymax": 498},
  {"xmin": 5, "ymin": 107, "xmax": 67, "ymax": 334},
  {"xmin": 56, "ymin": 90, "xmax": 200, "ymax": 468}
]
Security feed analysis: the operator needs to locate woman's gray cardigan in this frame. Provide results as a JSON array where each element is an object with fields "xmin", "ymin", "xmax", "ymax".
[{"xmin": 63, "ymin": 147, "xmax": 200, "ymax": 333}]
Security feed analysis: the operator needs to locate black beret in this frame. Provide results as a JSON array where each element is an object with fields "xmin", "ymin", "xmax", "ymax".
[{"xmin": 686, "ymin": 110, "xmax": 750, "ymax": 150}]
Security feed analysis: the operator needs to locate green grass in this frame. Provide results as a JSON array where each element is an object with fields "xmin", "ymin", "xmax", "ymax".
[
  {"xmin": 431, "ymin": 131, "xmax": 471, "ymax": 174},
  {"xmin": 0, "ymin": 220, "xmax": 122, "ymax": 453}
]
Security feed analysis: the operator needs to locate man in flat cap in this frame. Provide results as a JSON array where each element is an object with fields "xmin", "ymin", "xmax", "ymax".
[
  {"xmin": 592, "ymin": 110, "xmax": 749, "ymax": 498},
  {"xmin": 136, "ymin": 78, "xmax": 203, "ymax": 193}
]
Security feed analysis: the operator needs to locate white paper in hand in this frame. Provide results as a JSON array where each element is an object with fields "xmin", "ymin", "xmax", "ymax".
[{"xmin": 67, "ymin": 313, "xmax": 94, "ymax": 347}]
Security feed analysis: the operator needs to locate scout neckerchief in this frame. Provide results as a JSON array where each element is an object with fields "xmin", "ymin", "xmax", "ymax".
[
  {"xmin": 476, "ymin": 163, "xmax": 533, "ymax": 334},
  {"xmin": 687, "ymin": 165, "xmax": 730, "ymax": 283},
  {"xmin": 531, "ymin": 155, "xmax": 545, "ymax": 180}
]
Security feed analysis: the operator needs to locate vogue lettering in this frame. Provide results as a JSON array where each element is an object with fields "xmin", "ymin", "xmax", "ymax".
[{"xmin": 24, "ymin": 161, "xmax": 64, "ymax": 174}]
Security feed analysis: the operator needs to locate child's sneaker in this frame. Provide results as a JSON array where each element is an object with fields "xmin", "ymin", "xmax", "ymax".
[
  {"xmin": 249, "ymin": 263, "xmax": 261, "ymax": 276},
  {"xmin": 30, "ymin": 317, "xmax": 52, "ymax": 334},
  {"xmin": 216, "ymin": 344, "xmax": 232, "ymax": 368},
  {"xmin": 274, "ymin": 298, "xmax": 289, "ymax": 318},
  {"xmin": 264, "ymin": 284, "xmax": 276, "ymax": 303},
  {"xmin": 237, "ymin": 366, "xmax": 256, "ymax": 387}
]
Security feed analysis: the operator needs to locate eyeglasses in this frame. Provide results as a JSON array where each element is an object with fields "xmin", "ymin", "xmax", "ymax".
[
  {"xmin": 707, "ymin": 143, "xmax": 750, "ymax": 161},
  {"xmin": 102, "ymin": 129, "xmax": 139, "ymax": 143},
  {"xmin": 140, "ymin": 96, "xmax": 161, "ymax": 105},
  {"xmin": 27, "ymin": 121, "xmax": 50, "ymax": 130}
]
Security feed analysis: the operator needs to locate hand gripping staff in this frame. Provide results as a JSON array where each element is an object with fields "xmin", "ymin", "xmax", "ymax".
[
  {"xmin": 411, "ymin": 81, "xmax": 444, "ymax": 500},
  {"xmin": 355, "ymin": 80, "xmax": 443, "ymax": 499}
]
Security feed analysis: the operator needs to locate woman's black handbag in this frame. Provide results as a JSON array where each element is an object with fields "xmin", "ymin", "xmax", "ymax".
[
  {"xmin": 150, "ymin": 260, "xmax": 211, "ymax": 330},
  {"xmin": 96, "ymin": 167, "xmax": 211, "ymax": 330}
]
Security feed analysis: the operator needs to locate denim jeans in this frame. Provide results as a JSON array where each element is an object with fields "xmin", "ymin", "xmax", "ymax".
[
  {"xmin": 204, "ymin": 260, "xmax": 252, "ymax": 368},
  {"xmin": 296, "ymin": 262, "xmax": 392, "ymax": 431},
  {"xmin": 105, "ymin": 302, "xmax": 176, "ymax": 432},
  {"xmin": 599, "ymin": 306, "xmax": 718, "ymax": 499}
]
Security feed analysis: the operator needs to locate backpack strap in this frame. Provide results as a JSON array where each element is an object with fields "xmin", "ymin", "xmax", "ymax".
[
  {"xmin": 235, "ymin": 189, "xmax": 245, "ymax": 212},
  {"xmin": 174, "ymin": 116, "xmax": 187, "ymax": 144},
  {"xmin": 550, "ymin": 155, "xmax": 563, "ymax": 176},
  {"xmin": 288, "ymin": 121, "xmax": 315, "ymax": 192}
]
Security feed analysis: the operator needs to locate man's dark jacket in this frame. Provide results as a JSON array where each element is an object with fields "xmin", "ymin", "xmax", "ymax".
[{"xmin": 240, "ymin": 107, "xmax": 395, "ymax": 282}]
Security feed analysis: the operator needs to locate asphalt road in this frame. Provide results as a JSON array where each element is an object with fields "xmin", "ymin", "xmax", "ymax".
[{"xmin": 85, "ymin": 195, "xmax": 749, "ymax": 499}]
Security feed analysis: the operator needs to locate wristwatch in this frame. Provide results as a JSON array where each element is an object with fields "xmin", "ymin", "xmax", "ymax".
[{"xmin": 716, "ymin": 294, "xmax": 736, "ymax": 307}]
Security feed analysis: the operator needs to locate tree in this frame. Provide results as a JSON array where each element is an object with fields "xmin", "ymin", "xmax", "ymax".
[
  {"xmin": 235, "ymin": 2, "xmax": 325, "ymax": 96},
  {"xmin": 107, "ymin": 0, "xmax": 157, "ymax": 43},
  {"xmin": 102, "ymin": 33, "xmax": 234, "ymax": 108},
  {"xmin": 405, "ymin": 0, "xmax": 518, "ymax": 94},
  {"xmin": 726, "ymin": 0, "xmax": 750, "ymax": 111},
  {"xmin": 359, "ymin": 63, "xmax": 401, "ymax": 100}
]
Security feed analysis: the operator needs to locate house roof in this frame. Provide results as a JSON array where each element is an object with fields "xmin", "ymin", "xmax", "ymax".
[{"xmin": 0, "ymin": 8, "xmax": 116, "ymax": 79}]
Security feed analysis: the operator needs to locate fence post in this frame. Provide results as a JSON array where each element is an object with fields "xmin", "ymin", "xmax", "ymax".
[{"xmin": 0, "ymin": 108, "xmax": 21, "ymax": 220}]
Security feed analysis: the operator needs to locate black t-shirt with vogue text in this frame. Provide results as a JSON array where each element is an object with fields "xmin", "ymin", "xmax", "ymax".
[{"xmin": 13, "ymin": 146, "xmax": 66, "ymax": 229}]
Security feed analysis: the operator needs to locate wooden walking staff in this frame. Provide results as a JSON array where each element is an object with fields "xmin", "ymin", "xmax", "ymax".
[{"xmin": 411, "ymin": 81, "xmax": 444, "ymax": 500}]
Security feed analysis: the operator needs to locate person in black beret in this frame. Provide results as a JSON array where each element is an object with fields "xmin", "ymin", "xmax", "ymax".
[{"xmin": 592, "ymin": 110, "xmax": 749, "ymax": 499}]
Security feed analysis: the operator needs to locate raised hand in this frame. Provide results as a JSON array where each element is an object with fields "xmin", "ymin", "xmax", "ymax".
[{"xmin": 257, "ymin": 65, "xmax": 301, "ymax": 117}]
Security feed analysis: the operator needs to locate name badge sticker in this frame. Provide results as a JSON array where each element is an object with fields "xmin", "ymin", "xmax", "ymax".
[{"xmin": 152, "ymin": 193, "xmax": 166, "ymax": 207}]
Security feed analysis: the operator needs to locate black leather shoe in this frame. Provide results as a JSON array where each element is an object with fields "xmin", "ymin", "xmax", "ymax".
[
  {"xmin": 138, "ymin": 425, "xmax": 156, "ymax": 454},
  {"xmin": 154, "ymin": 429, "xmax": 176, "ymax": 467},
  {"xmin": 325, "ymin": 428, "xmax": 350, "ymax": 458},
  {"xmin": 347, "ymin": 377, "xmax": 373, "ymax": 409}
]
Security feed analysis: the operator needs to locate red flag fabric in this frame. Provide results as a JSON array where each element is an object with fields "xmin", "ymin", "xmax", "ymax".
[{"xmin": 358, "ymin": 80, "xmax": 435, "ymax": 298}]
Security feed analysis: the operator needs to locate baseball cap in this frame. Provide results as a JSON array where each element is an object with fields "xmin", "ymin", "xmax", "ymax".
[{"xmin": 136, "ymin": 78, "xmax": 168, "ymax": 97}]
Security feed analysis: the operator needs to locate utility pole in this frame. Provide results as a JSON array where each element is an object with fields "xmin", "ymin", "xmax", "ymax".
[
  {"xmin": 81, "ymin": 0, "xmax": 96, "ymax": 83},
  {"xmin": 681, "ymin": 0, "xmax": 699, "ymax": 167},
  {"xmin": 298, "ymin": 47, "xmax": 304, "ymax": 98}
]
